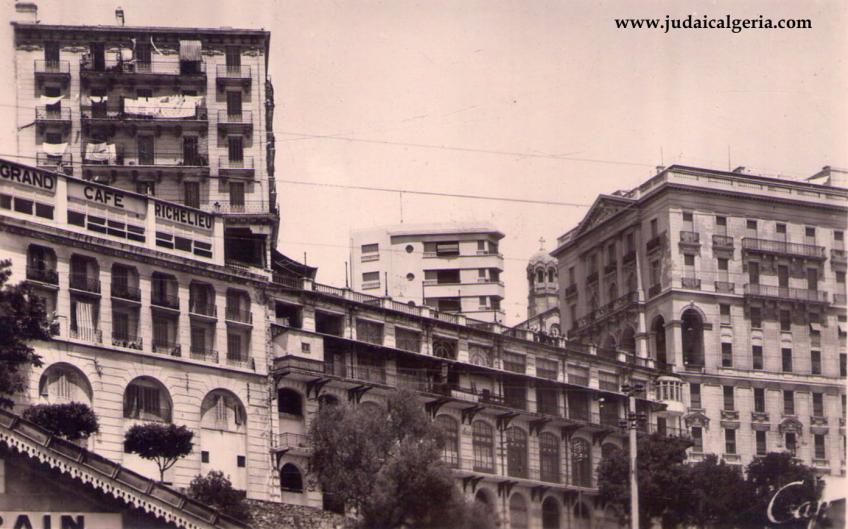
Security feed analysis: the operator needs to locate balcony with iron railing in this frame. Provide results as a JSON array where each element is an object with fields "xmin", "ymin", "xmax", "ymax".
[
  {"xmin": 271, "ymin": 433, "xmax": 310, "ymax": 453},
  {"xmin": 714, "ymin": 281, "xmax": 735, "ymax": 294},
  {"xmin": 622, "ymin": 250, "xmax": 637, "ymax": 264},
  {"xmin": 36, "ymin": 152, "xmax": 73, "ymax": 171},
  {"xmin": 565, "ymin": 284, "xmax": 578, "ymax": 298},
  {"xmin": 81, "ymin": 104, "xmax": 208, "ymax": 124},
  {"xmin": 831, "ymin": 249, "xmax": 847, "ymax": 266},
  {"xmin": 681, "ymin": 277, "xmax": 701, "ymax": 290},
  {"xmin": 69, "ymin": 273, "xmax": 101, "ymax": 294},
  {"xmin": 70, "ymin": 327, "xmax": 102, "ymax": 344},
  {"xmin": 225, "ymin": 306, "xmax": 253, "ymax": 325},
  {"xmin": 111, "ymin": 283, "xmax": 141, "ymax": 302},
  {"xmin": 215, "ymin": 64, "xmax": 252, "ymax": 85},
  {"xmin": 679, "ymin": 231, "xmax": 700, "ymax": 246},
  {"xmin": 648, "ymin": 283, "xmax": 662, "ymax": 298},
  {"xmin": 80, "ymin": 58, "xmax": 207, "ymax": 80},
  {"xmin": 189, "ymin": 301, "xmax": 217, "ymax": 318},
  {"xmin": 742, "ymin": 238, "xmax": 826, "ymax": 260},
  {"xmin": 35, "ymin": 106, "xmax": 71, "ymax": 124},
  {"xmin": 199, "ymin": 200, "xmax": 271, "ymax": 215},
  {"xmin": 81, "ymin": 146, "xmax": 209, "ymax": 171},
  {"xmin": 712, "ymin": 234, "xmax": 734, "ymax": 250},
  {"xmin": 218, "ymin": 156, "xmax": 255, "ymax": 177},
  {"xmin": 216, "ymin": 110, "xmax": 253, "ymax": 132},
  {"xmin": 151, "ymin": 292, "xmax": 180, "ymax": 310},
  {"xmin": 34, "ymin": 59, "xmax": 71, "ymax": 77},
  {"xmin": 225, "ymin": 354, "xmax": 255, "ymax": 370},
  {"xmin": 743, "ymin": 284, "xmax": 828, "ymax": 304},
  {"xmin": 646, "ymin": 231, "xmax": 667, "ymax": 253},
  {"xmin": 112, "ymin": 334, "xmax": 143, "ymax": 350},
  {"xmin": 152, "ymin": 342, "xmax": 181, "ymax": 357},
  {"xmin": 26, "ymin": 266, "xmax": 59, "ymax": 285},
  {"xmin": 189, "ymin": 347, "xmax": 218, "ymax": 363}
]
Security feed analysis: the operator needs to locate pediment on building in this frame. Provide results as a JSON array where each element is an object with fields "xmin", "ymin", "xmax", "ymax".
[
  {"xmin": 778, "ymin": 417, "xmax": 804, "ymax": 435},
  {"xmin": 574, "ymin": 195, "xmax": 635, "ymax": 238},
  {"xmin": 684, "ymin": 411, "xmax": 710, "ymax": 429}
]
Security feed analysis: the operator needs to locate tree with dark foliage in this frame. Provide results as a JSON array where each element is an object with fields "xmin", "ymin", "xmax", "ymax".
[
  {"xmin": 598, "ymin": 433, "xmax": 693, "ymax": 528},
  {"xmin": 0, "ymin": 260, "xmax": 50, "ymax": 408},
  {"xmin": 309, "ymin": 389, "xmax": 496, "ymax": 529},
  {"xmin": 678, "ymin": 454, "xmax": 754, "ymax": 529},
  {"xmin": 124, "ymin": 423, "xmax": 194, "ymax": 482},
  {"xmin": 23, "ymin": 402, "xmax": 99, "ymax": 441},
  {"xmin": 742, "ymin": 452, "xmax": 823, "ymax": 529},
  {"xmin": 188, "ymin": 471, "xmax": 250, "ymax": 522}
]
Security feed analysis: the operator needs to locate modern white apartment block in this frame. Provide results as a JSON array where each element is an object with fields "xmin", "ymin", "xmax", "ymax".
[
  {"xmin": 350, "ymin": 223, "xmax": 506, "ymax": 322},
  {"xmin": 552, "ymin": 164, "xmax": 848, "ymax": 478}
]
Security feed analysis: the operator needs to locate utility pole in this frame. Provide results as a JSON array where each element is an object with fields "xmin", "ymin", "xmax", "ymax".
[{"xmin": 621, "ymin": 382, "xmax": 645, "ymax": 529}]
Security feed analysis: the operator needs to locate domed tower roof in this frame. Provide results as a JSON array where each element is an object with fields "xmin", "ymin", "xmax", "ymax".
[{"xmin": 527, "ymin": 237, "xmax": 556, "ymax": 269}]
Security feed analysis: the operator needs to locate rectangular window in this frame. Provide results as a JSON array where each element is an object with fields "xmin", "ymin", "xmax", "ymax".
[
  {"xmin": 756, "ymin": 431, "xmax": 767, "ymax": 456},
  {"xmin": 226, "ymin": 47, "xmax": 241, "ymax": 68},
  {"xmin": 754, "ymin": 388, "xmax": 765, "ymax": 413},
  {"xmin": 841, "ymin": 354, "xmax": 847, "ymax": 377},
  {"xmin": 567, "ymin": 365, "xmax": 590, "ymax": 387},
  {"xmin": 813, "ymin": 393, "xmax": 824, "ymax": 417},
  {"xmin": 228, "ymin": 136, "xmax": 244, "ymax": 162},
  {"xmin": 568, "ymin": 267, "xmax": 575, "ymax": 285},
  {"xmin": 751, "ymin": 307, "xmax": 762, "ymax": 329},
  {"xmin": 720, "ymin": 304, "xmax": 731, "ymax": 325},
  {"xmin": 692, "ymin": 427, "xmax": 703, "ymax": 452},
  {"xmin": 682, "ymin": 211, "xmax": 693, "ymax": 222},
  {"xmin": 237, "ymin": 455, "xmax": 246, "ymax": 468},
  {"xmin": 776, "ymin": 223, "xmax": 786, "ymax": 234},
  {"xmin": 201, "ymin": 451, "xmax": 209, "ymax": 463},
  {"xmin": 684, "ymin": 254, "xmax": 695, "ymax": 266},
  {"xmin": 44, "ymin": 41, "xmax": 60, "ymax": 63},
  {"xmin": 725, "ymin": 429, "xmax": 737, "ymax": 455},
  {"xmin": 837, "ymin": 271, "xmax": 846, "ymax": 285},
  {"xmin": 749, "ymin": 261, "xmax": 760, "ymax": 285},
  {"xmin": 836, "ymin": 230, "xmax": 845, "ymax": 242},
  {"xmin": 226, "ymin": 90, "xmax": 242, "ymax": 116},
  {"xmin": 361, "ymin": 243, "xmax": 379, "ymax": 254},
  {"xmin": 782, "ymin": 348, "xmax": 793, "ymax": 372},
  {"xmin": 718, "ymin": 258, "xmax": 729, "ymax": 271},
  {"xmin": 721, "ymin": 342, "xmax": 733, "ymax": 367},
  {"xmin": 814, "ymin": 434, "xmax": 826, "ymax": 459},
  {"xmin": 536, "ymin": 358, "xmax": 558, "ymax": 380},
  {"xmin": 753, "ymin": 345, "xmax": 763, "ymax": 370},
  {"xmin": 227, "ymin": 332, "xmax": 243, "ymax": 360},
  {"xmin": 747, "ymin": 219, "xmax": 757, "ymax": 231},
  {"xmin": 137, "ymin": 135, "xmax": 154, "ymax": 165},
  {"xmin": 723, "ymin": 386, "xmax": 735, "ymax": 410},
  {"xmin": 228, "ymin": 182, "xmax": 245, "ymax": 209},
  {"xmin": 650, "ymin": 218, "xmax": 658, "ymax": 237},
  {"xmin": 435, "ymin": 241, "xmax": 460, "ymax": 256},
  {"xmin": 780, "ymin": 311, "xmax": 791, "ymax": 332},
  {"xmin": 690, "ymin": 383, "xmax": 702, "ymax": 409},
  {"xmin": 811, "ymin": 350, "xmax": 822, "ymax": 375},
  {"xmin": 784, "ymin": 390, "xmax": 795, "ymax": 415},
  {"xmin": 806, "ymin": 226, "xmax": 816, "ymax": 238},
  {"xmin": 786, "ymin": 433, "xmax": 797, "ymax": 455},
  {"xmin": 502, "ymin": 352, "xmax": 526, "ymax": 373},
  {"xmin": 362, "ymin": 271, "xmax": 379, "ymax": 285},
  {"xmin": 184, "ymin": 181, "xmax": 200, "ymax": 209}
]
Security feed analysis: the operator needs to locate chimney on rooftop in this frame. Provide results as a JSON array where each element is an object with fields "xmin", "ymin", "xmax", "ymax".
[
  {"xmin": 15, "ymin": 2, "xmax": 38, "ymax": 23},
  {"xmin": 115, "ymin": 6, "xmax": 125, "ymax": 26},
  {"xmin": 655, "ymin": 165, "xmax": 666, "ymax": 175},
  {"xmin": 732, "ymin": 166, "xmax": 746, "ymax": 174}
]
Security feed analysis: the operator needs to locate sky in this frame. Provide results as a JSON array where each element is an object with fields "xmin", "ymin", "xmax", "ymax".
[{"xmin": 1, "ymin": 0, "xmax": 845, "ymax": 324}]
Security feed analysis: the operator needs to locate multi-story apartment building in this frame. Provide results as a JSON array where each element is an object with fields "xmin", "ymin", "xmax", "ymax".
[
  {"xmin": 553, "ymin": 164, "xmax": 848, "ymax": 481},
  {"xmin": 350, "ymin": 223, "xmax": 506, "ymax": 322}
]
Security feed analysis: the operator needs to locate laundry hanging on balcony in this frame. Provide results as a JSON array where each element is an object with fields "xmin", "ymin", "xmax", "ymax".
[
  {"xmin": 39, "ymin": 94, "xmax": 64, "ymax": 105},
  {"xmin": 84, "ymin": 142, "xmax": 117, "ymax": 163},
  {"xmin": 42, "ymin": 142, "xmax": 68, "ymax": 156},
  {"xmin": 179, "ymin": 40, "xmax": 202, "ymax": 61},
  {"xmin": 123, "ymin": 95, "xmax": 202, "ymax": 119},
  {"xmin": 89, "ymin": 95, "xmax": 108, "ymax": 104}
]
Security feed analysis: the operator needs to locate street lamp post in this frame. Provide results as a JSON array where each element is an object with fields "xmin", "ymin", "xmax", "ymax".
[{"xmin": 621, "ymin": 382, "xmax": 646, "ymax": 529}]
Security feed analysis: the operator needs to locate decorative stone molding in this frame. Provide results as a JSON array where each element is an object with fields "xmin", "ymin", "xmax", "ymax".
[
  {"xmin": 684, "ymin": 410, "xmax": 710, "ymax": 429},
  {"xmin": 779, "ymin": 416, "xmax": 804, "ymax": 435}
]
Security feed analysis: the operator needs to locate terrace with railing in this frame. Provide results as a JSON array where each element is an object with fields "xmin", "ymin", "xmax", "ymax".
[{"xmin": 742, "ymin": 238, "xmax": 826, "ymax": 260}]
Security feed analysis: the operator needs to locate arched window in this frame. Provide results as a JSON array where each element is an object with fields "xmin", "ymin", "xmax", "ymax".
[
  {"xmin": 571, "ymin": 438, "xmax": 592, "ymax": 487},
  {"xmin": 201, "ymin": 390, "xmax": 246, "ymax": 431},
  {"xmin": 39, "ymin": 363, "xmax": 92, "ymax": 405},
  {"xmin": 682, "ymin": 309, "xmax": 704, "ymax": 366},
  {"xmin": 509, "ymin": 494, "xmax": 528, "ymax": 529},
  {"xmin": 548, "ymin": 268, "xmax": 556, "ymax": 283},
  {"xmin": 542, "ymin": 497, "xmax": 561, "ymax": 529},
  {"xmin": 652, "ymin": 316, "xmax": 667, "ymax": 365},
  {"xmin": 506, "ymin": 427, "xmax": 528, "ymax": 478},
  {"xmin": 435, "ymin": 415, "xmax": 459, "ymax": 467},
  {"xmin": 280, "ymin": 463, "xmax": 303, "ymax": 493},
  {"xmin": 601, "ymin": 335, "xmax": 618, "ymax": 360},
  {"xmin": 539, "ymin": 432, "xmax": 561, "ymax": 483},
  {"xmin": 123, "ymin": 377, "xmax": 172, "ymax": 422},
  {"xmin": 318, "ymin": 393, "xmax": 340, "ymax": 409},
  {"xmin": 472, "ymin": 421, "xmax": 494, "ymax": 472},
  {"xmin": 537, "ymin": 269, "xmax": 544, "ymax": 284},
  {"xmin": 620, "ymin": 326, "xmax": 636, "ymax": 355},
  {"xmin": 27, "ymin": 245, "xmax": 58, "ymax": 284},
  {"xmin": 277, "ymin": 388, "xmax": 303, "ymax": 417}
]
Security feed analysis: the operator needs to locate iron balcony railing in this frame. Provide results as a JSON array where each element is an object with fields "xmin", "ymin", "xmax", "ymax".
[
  {"xmin": 70, "ymin": 327, "xmax": 102, "ymax": 343},
  {"xmin": 26, "ymin": 266, "xmax": 59, "ymax": 285},
  {"xmin": 152, "ymin": 342, "xmax": 182, "ymax": 356},
  {"xmin": 215, "ymin": 64, "xmax": 252, "ymax": 80},
  {"xmin": 742, "ymin": 237, "xmax": 826, "ymax": 260},
  {"xmin": 832, "ymin": 249, "xmax": 847, "ymax": 264},
  {"xmin": 271, "ymin": 433, "xmax": 310, "ymax": 452},
  {"xmin": 679, "ymin": 231, "xmax": 700, "ymax": 244},
  {"xmin": 34, "ymin": 59, "xmax": 71, "ymax": 75},
  {"xmin": 112, "ymin": 334, "xmax": 143, "ymax": 350},
  {"xmin": 81, "ymin": 58, "xmax": 207, "ymax": 76},
  {"xmin": 681, "ymin": 277, "xmax": 701, "ymax": 290},
  {"xmin": 564, "ymin": 284, "xmax": 578, "ymax": 298},
  {"xmin": 151, "ymin": 292, "xmax": 180, "ymax": 310},
  {"xmin": 712, "ymin": 234, "xmax": 734, "ymax": 249},
  {"xmin": 586, "ymin": 271, "xmax": 599, "ymax": 284},
  {"xmin": 714, "ymin": 281, "xmax": 735, "ymax": 294},
  {"xmin": 190, "ymin": 347, "xmax": 218, "ymax": 363},
  {"xmin": 646, "ymin": 231, "xmax": 667, "ymax": 252},
  {"xmin": 225, "ymin": 355, "xmax": 255, "ymax": 370},
  {"xmin": 622, "ymin": 250, "xmax": 637, "ymax": 264},
  {"xmin": 189, "ymin": 301, "xmax": 217, "ymax": 318},
  {"xmin": 744, "ymin": 284, "xmax": 828, "ymax": 304},
  {"xmin": 35, "ymin": 106, "xmax": 71, "ymax": 122},
  {"xmin": 218, "ymin": 156, "xmax": 255, "ymax": 171},
  {"xmin": 217, "ymin": 110, "xmax": 253, "ymax": 126},
  {"xmin": 111, "ymin": 283, "xmax": 141, "ymax": 302},
  {"xmin": 81, "ymin": 105, "xmax": 208, "ymax": 122},
  {"xmin": 36, "ymin": 152, "xmax": 73, "ymax": 169},
  {"xmin": 225, "ymin": 306, "xmax": 253, "ymax": 324},
  {"xmin": 69, "ymin": 273, "xmax": 101, "ymax": 293}
]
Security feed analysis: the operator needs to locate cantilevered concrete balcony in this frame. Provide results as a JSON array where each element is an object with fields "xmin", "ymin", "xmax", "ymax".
[
  {"xmin": 743, "ymin": 283, "xmax": 828, "ymax": 305},
  {"xmin": 742, "ymin": 237, "xmax": 826, "ymax": 260}
]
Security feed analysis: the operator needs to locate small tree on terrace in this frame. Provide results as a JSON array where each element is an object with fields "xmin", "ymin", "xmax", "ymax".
[
  {"xmin": 0, "ymin": 260, "xmax": 50, "ymax": 408},
  {"xmin": 23, "ymin": 402, "xmax": 100, "ymax": 441},
  {"xmin": 188, "ymin": 470, "xmax": 250, "ymax": 521},
  {"xmin": 124, "ymin": 423, "xmax": 194, "ymax": 482}
]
